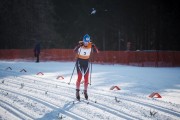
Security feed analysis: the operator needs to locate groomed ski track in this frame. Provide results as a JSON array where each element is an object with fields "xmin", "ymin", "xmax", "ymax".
[{"xmin": 0, "ymin": 62, "xmax": 180, "ymax": 120}]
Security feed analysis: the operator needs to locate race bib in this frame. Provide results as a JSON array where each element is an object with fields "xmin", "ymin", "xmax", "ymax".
[{"xmin": 78, "ymin": 47, "xmax": 91, "ymax": 59}]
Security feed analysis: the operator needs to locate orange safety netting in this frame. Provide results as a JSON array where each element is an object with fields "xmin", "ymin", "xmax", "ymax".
[{"xmin": 0, "ymin": 49, "xmax": 180, "ymax": 67}]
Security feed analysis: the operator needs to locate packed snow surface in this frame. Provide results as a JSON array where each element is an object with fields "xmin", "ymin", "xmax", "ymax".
[{"xmin": 0, "ymin": 61, "xmax": 180, "ymax": 120}]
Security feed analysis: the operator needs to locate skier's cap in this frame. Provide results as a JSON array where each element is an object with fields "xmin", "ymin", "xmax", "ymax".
[{"xmin": 83, "ymin": 34, "xmax": 90, "ymax": 43}]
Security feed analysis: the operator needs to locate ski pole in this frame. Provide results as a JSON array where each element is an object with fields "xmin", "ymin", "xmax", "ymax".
[
  {"xmin": 89, "ymin": 47, "xmax": 94, "ymax": 85},
  {"xmin": 68, "ymin": 47, "xmax": 81, "ymax": 85},
  {"xmin": 68, "ymin": 61, "xmax": 76, "ymax": 85},
  {"xmin": 89, "ymin": 59, "xmax": 92, "ymax": 85}
]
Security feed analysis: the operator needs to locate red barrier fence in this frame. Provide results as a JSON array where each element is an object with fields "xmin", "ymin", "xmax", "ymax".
[{"xmin": 0, "ymin": 49, "xmax": 180, "ymax": 67}]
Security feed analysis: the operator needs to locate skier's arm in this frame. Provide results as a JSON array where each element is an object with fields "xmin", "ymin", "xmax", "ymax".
[
  {"xmin": 92, "ymin": 43, "xmax": 99, "ymax": 53},
  {"xmin": 73, "ymin": 45, "xmax": 80, "ymax": 53},
  {"xmin": 73, "ymin": 41, "xmax": 83, "ymax": 53}
]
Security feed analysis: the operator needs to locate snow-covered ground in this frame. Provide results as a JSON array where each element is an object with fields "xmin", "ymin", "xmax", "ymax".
[{"xmin": 0, "ymin": 60, "xmax": 180, "ymax": 120}]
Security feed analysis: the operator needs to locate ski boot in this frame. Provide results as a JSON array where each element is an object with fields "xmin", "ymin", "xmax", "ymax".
[
  {"xmin": 76, "ymin": 89, "xmax": 80, "ymax": 101},
  {"xmin": 84, "ymin": 90, "xmax": 88, "ymax": 100}
]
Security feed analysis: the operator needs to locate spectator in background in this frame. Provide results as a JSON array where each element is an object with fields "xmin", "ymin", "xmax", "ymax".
[{"xmin": 34, "ymin": 41, "xmax": 41, "ymax": 63}]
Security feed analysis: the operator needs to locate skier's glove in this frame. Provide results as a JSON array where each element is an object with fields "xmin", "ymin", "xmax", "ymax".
[{"xmin": 92, "ymin": 44, "xmax": 95, "ymax": 47}]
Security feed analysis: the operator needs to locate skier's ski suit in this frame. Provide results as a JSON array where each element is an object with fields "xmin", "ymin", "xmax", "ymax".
[{"xmin": 74, "ymin": 35, "xmax": 98, "ymax": 100}]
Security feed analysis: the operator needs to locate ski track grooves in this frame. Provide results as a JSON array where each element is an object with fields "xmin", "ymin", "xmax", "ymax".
[
  {"xmin": 2, "ymin": 77, "xmax": 179, "ymax": 119},
  {"xmin": 1, "ymin": 68, "xmax": 180, "ymax": 120},
  {"xmin": 2, "ymin": 80, "xmax": 136, "ymax": 120},
  {"xmin": 91, "ymin": 91, "xmax": 180, "ymax": 117},
  {"xmin": 1, "ymin": 76, "xmax": 139, "ymax": 119},
  {"xmin": 0, "ymin": 88, "xmax": 86, "ymax": 120},
  {"xmin": 16, "ymin": 75, "xmax": 139, "ymax": 118},
  {"xmin": 121, "ymin": 97, "xmax": 180, "ymax": 117},
  {"xmin": 81, "ymin": 99, "xmax": 138, "ymax": 120},
  {"xmin": 0, "ymin": 100, "xmax": 33, "ymax": 120},
  {"xmin": 0, "ymin": 102, "xmax": 25, "ymax": 120}
]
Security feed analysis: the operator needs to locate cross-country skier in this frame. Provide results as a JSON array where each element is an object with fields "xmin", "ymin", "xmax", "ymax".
[{"xmin": 74, "ymin": 34, "xmax": 99, "ymax": 100}]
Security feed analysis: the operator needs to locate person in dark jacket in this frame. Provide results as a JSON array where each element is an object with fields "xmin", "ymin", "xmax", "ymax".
[
  {"xmin": 74, "ymin": 34, "xmax": 99, "ymax": 100},
  {"xmin": 34, "ymin": 41, "xmax": 41, "ymax": 62}
]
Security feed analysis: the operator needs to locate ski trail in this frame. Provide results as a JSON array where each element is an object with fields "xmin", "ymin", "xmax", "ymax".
[
  {"xmin": 1, "ymin": 76, "xmax": 180, "ymax": 119},
  {"xmin": 90, "ymin": 88, "xmax": 180, "ymax": 110},
  {"xmin": 2, "ymin": 80, "xmax": 130, "ymax": 119},
  {"xmin": 1, "ymin": 63, "xmax": 180, "ymax": 120},
  {"xmin": 1, "ymin": 77, "xmax": 138, "ymax": 119},
  {"xmin": 1, "ymin": 75, "xmax": 93, "ymax": 119},
  {"xmin": 0, "ymin": 85, "xmax": 90, "ymax": 119},
  {"xmin": 81, "ymin": 99, "xmax": 139, "ymax": 120},
  {"xmin": 93, "ymin": 90, "xmax": 180, "ymax": 116},
  {"xmin": 89, "ymin": 90, "xmax": 180, "ymax": 119},
  {"xmin": 110, "ymin": 91, "xmax": 180, "ymax": 113},
  {"xmin": 0, "ymin": 103, "xmax": 23, "ymax": 120},
  {"xmin": 120, "ymin": 97, "xmax": 180, "ymax": 117},
  {"xmin": 2, "ymin": 79, "xmax": 142, "ymax": 119},
  {"xmin": 0, "ymin": 100, "xmax": 34, "ymax": 120},
  {"xmin": 0, "ymin": 88, "xmax": 57, "ymax": 109}
]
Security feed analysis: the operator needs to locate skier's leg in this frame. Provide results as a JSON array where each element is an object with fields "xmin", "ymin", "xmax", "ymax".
[
  {"xmin": 76, "ymin": 60, "xmax": 83, "ymax": 90},
  {"xmin": 76, "ymin": 71, "xmax": 82, "ymax": 90},
  {"xmin": 37, "ymin": 54, "xmax": 39, "ymax": 62},
  {"xmin": 84, "ymin": 71, "xmax": 89, "ymax": 100},
  {"xmin": 76, "ymin": 71, "xmax": 82, "ymax": 100},
  {"xmin": 83, "ymin": 61, "xmax": 89, "ymax": 100},
  {"xmin": 76, "ymin": 89, "xmax": 80, "ymax": 100},
  {"xmin": 84, "ymin": 90, "xmax": 88, "ymax": 100},
  {"xmin": 76, "ymin": 60, "xmax": 82, "ymax": 100},
  {"xmin": 84, "ymin": 71, "xmax": 89, "ymax": 91}
]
